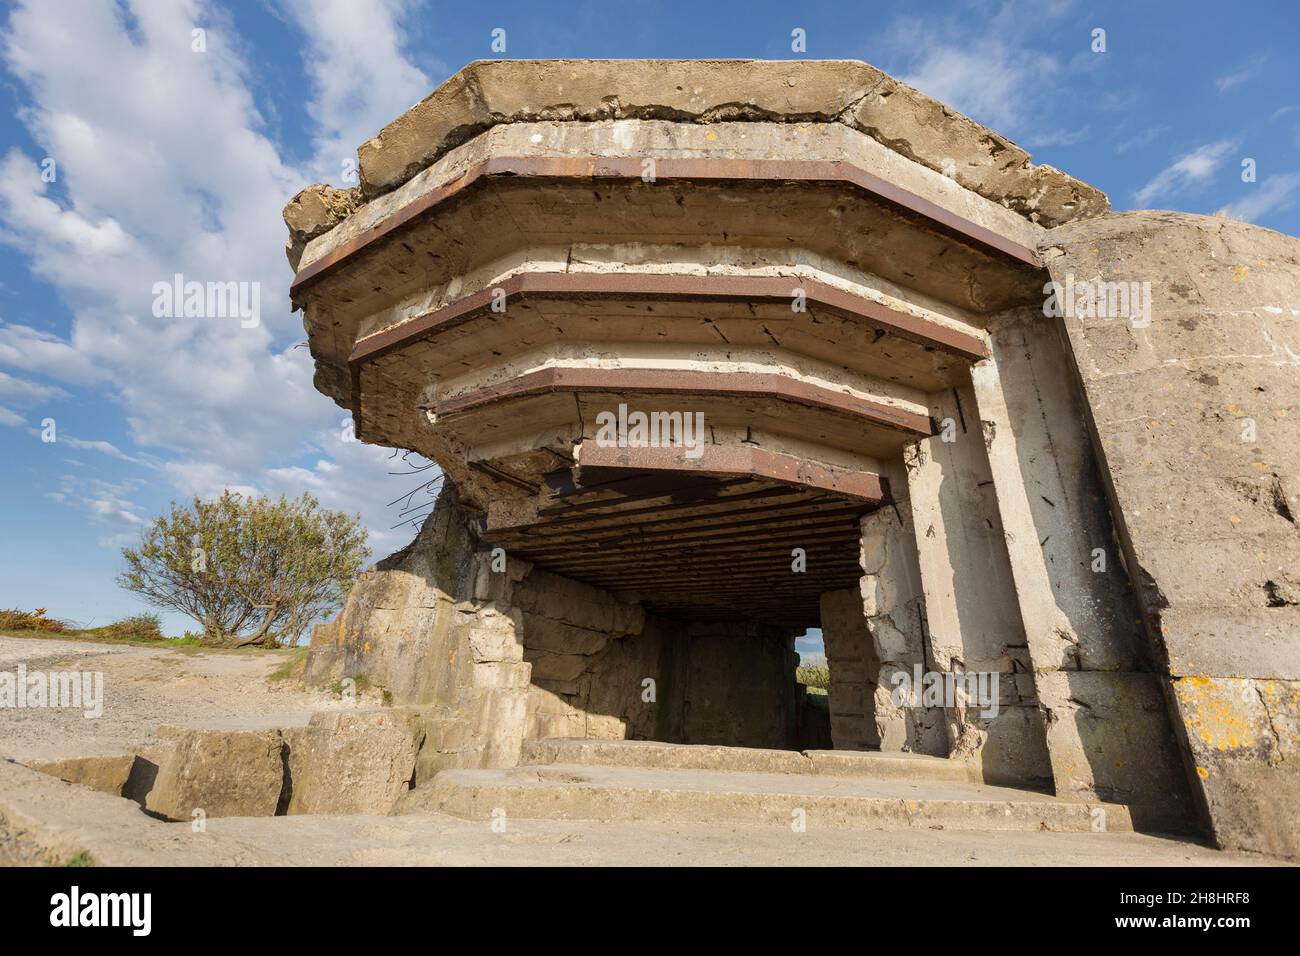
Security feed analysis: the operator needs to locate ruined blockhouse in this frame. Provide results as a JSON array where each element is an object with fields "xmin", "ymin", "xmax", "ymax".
[{"xmin": 284, "ymin": 60, "xmax": 1300, "ymax": 857}]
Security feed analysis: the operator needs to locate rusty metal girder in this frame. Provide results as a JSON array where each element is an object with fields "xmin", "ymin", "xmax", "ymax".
[
  {"xmin": 424, "ymin": 366, "xmax": 933, "ymax": 439},
  {"xmin": 291, "ymin": 155, "xmax": 1042, "ymax": 298},
  {"xmin": 348, "ymin": 270, "xmax": 989, "ymax": 367}
]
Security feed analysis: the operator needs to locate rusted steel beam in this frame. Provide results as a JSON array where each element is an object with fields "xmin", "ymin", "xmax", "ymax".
[
  {"xmin": 508, "ymin": 520, "xmax": 861, "ymax": 557},
  {"xmin": 492, "ymin": 493, "xmax": 854, "ymax": 539},
  {"xmin": 541, "ymin": 538, "xmax": 862, "ymax": 570},
  {"xmin": 573, "ymin": 441, "xmax": 887, "ymax": 502},
  {"xmin": 425, "ymin": 367, "xmax": 932, "ymax": 437},
  {"xmin": 577, "ymin": 564, "xmax": 862, "ymax": 585},
  {"xmin": 291, "ymin": 155, "xmax": 1041, "ymax": 297},
  {"xmin": 349, "ymin": 271, "xmax": 989, "ymax": 366},
  {"xmin": 496, "ymin": 509, "xmax": 865, "ymax": 557},
  {"xmin": 490, "ymin": 484, "xmax": 807, "ymax": 533}
]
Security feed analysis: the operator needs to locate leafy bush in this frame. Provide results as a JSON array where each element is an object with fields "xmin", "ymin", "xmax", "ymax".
[
  {"xmin": 119, "ymin": 491, "xmax": 369, "ymax": 648},
  {"xmin": 0, "ymin": 608, "xmax": 68, "ymax": 632}
]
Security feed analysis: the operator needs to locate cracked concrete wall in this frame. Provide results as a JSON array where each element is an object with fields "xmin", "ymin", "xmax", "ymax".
[
  {"xmin": 1039, "ymin": 210, "xmax": 1300, "ymax": 857},
  {"xmin": 305, "ymin": 483, "xmax": 802, "ymax": 779}
]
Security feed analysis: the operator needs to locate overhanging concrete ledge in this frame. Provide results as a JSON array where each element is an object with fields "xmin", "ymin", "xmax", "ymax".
[{"xmin": 293, "ymin": 156, "xmax": 1042, "ymax": 297}]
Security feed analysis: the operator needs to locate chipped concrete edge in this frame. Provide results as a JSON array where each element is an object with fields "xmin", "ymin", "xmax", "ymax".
[{"xmin": 282, "ymin": 58, "xmax": 1109, "ymax": 264}]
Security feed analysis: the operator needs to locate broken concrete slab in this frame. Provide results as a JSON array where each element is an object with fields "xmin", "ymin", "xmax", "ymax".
[
  {"xmin": 284, "ymin": 710, "xmax": 420, "ymax": 815},
  {"xmin": 144, "ymin": 729, "xmax": 286, "ymax": 821}
]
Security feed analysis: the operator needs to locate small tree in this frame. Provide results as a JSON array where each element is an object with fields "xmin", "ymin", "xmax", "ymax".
[{"xmin": 119, "ymin": 491, "xmax": 369, "ymax": 647}]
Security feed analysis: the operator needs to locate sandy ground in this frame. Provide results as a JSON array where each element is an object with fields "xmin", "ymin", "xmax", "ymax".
[{"xmin": 0, "ymin": 634, "xmax": 338, "ymax": 763}]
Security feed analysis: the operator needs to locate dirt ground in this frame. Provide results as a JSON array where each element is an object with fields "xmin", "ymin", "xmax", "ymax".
[{"xmin": 0, "ymin": 634, "xmax": 339, "ymax": 763}]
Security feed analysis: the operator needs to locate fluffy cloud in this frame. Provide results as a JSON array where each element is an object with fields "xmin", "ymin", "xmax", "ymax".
[
  {"xmin": 279, "ymin": 0, "xmax": 435, "ymax": 185},
  {"xmin": 878, "ymin": 1, "xmax": 1074, "ymax": 136},
  {"xmin": 1133, "ymin": 140, "xmax": 1239, "ymax": 207},
  {"xmin": 1219, "ymin": 172, "xmax": 1300, "ymax": 224},
  {"xmin": 0, "ymin": 0, "xmax": 437, "ymax": 558},
  {"xmin": 0, "ymin": 369, "xmax": 70, "ymax": 403}
]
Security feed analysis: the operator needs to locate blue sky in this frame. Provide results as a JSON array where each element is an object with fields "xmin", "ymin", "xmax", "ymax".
[{"xmin": 0, "ymin": 0, "xmax": 1297, "ymax": 639}]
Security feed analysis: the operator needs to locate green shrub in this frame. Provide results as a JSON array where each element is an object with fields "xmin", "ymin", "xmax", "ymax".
[{"xmin": 119, "ymin": 491, "xmax": 369, "ymax": 648}]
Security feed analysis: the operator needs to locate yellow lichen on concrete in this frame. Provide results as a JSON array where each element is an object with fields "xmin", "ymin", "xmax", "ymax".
[{"xmin": 1173, "ymin": 677, "xmax": 1259, "ymax": 753}]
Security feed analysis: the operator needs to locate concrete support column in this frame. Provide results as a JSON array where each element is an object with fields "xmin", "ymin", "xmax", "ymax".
[
  {"xmin": 819, "ymin": 589, "xmax": 880, "ymax": 750},
  {"xmin": 970, "ymin": 309, "xmax": 1192, "ymax": 827},
  {"xmin": 904, "ymin": 385, "xmax": 1053, "ymax": 788},
  {"xmin": 859, "ymin": 460, "xmax": 948, "ymax": 755}
]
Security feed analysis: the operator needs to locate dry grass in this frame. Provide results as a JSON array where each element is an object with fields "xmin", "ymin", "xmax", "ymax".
[
  {"xmin": 796, "ymin": 663, "xmax": 830, "ymax": 691},
  {"xmin": 0, "ymin": 608, "xmax": 68, "ymax": 632}
]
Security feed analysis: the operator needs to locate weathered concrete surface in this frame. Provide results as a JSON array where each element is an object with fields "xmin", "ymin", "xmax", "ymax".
[
  {"xmin": 858, "ymin": 459, "xmax": 949, "ymax": 756},
  {"xmin": 340, "ymin": 60, "xmax": 1105, "ymax": 227},
  {"xmin": 1039, "ymin": 210, "xmax": 1300, "ymax": 858},
  {"xmin": 282, "ymin": 182, "xmax": 359, "ymax": 270},
  {"xmin": 144, "ymin": 729, "xmax": 286, "ymax": 821},
  {"xmin": 299, "ymin": 116, "xmax": 1047, "ymax": 280},
  {"xmin": 904, "ymin": 384, "xmax": 1054, "ymax": 789},
  {"xmin": 971, "ymin": 306, "xmax": 1195, "ymax": 830},
  {"xmin": 305, "ymin": 484, "xmax": 804, "ymax": 776},
  {"xmin": 819, "ymin": 589, "xmax": 881, "ymax": 750},
  {"xmin": 521, "ymin": 737, "xmax": 979, "ymax": 782},
  {"xmin": 2, "ymin": 757, "xmax": 1268, "ymax": 867},
  {"xmin": 278, "ymin": 60, "xmax": 1297, "ymax": 861},
  {"xmin": 284, "ymin": 710, "xmax": 420, "ymax": 815},
  {"xmin": 25, "ymin": 754, "xmax": 158, "ymax": 807},
  {"xmin": 398, "ymin": 762, "xmax": 1133, "ymax": 833}
]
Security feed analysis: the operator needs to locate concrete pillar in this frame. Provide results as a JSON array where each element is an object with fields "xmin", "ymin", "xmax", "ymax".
[
  {"xmin": 970, "ymin": 308, "xmax": 1193, "ymax": 828},
  {"xmin": 905, "ymin": 385, "xmax": 1053, "ymax": 788},
  {"xmin": 858, "ymin": 459, "xmax": 948, "ymax": 755},
  {"xmin": 819, "ymin": 589, "xmax": 880, "ymax": 750}
]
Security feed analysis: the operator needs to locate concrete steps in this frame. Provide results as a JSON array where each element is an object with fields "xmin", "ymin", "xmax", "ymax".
[
  {"xmin": 398, "ymin": 741, "xmax": 1132, "ymax": 833},
  {"xmin": 520, "ymin": 737, "xmax": 981, "ymax": 782}
]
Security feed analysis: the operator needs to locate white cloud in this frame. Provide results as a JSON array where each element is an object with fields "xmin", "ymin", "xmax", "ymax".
[
  {"xmin": 46, "ymin": 474, "xmax": 151, "ymax": 545},
  {"xmin": 0, "ymin": 405, "xmax": 24, "ymax": 427},
  {"xmin": 0, "ymin": 320, "xmax": 105, "ymax": 385},
  {"xmin": 1133, "ymin": 140, "xmax": 1238, "ymax": 207},
  {"xmin": 897, "ymin": 37, "xmax": 1055, "ymax": 132},
  {"xmin": 876, "ymin": 1, "xmax": 1082, "ymax": 144},
  {"xmin": 0, "ymin": 369, "xmax": 69, "ymax": 403},
  {"xmin": 1218, "ymin": 172, "xmax": 1300, "ymax": 224},
  {"xmin": 1115, "ymin": 125, "xmax": 1170, "ymax": 155},
  {"xmin": 1216, "ymin": 56, "xmax": 1266, "ymax": 93},
  {"xmin": 58, "ymin": 436, "xmax": 141, "ymax": 463},
  {"xmin": 0, "ymin": 0, "xmax": 439, "ymax": 560},
  {"xmin": 279, "ymin": 0, "xmax": 435, "ymax": 185}
]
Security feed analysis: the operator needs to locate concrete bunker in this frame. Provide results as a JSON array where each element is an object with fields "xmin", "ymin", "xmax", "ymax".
[{"xmin": 283, "ymin": 60, "xmax": 1300, "ymax": 858}]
